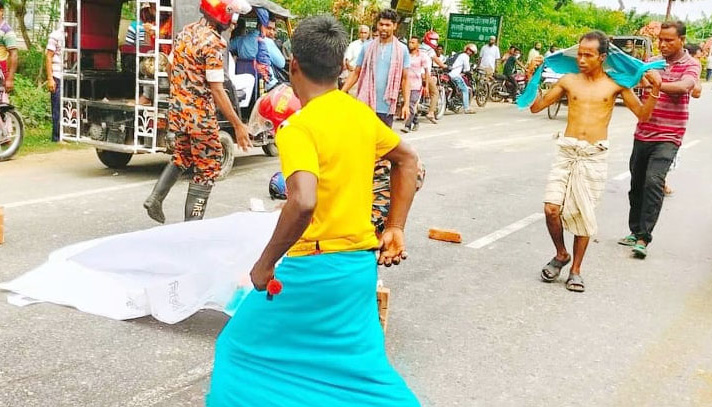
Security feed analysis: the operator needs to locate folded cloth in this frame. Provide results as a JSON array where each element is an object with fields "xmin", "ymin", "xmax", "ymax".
[
  {"xmin": 208, "ymin": 251, "xmax": 420, "ymax": 407},
  {"xmin": 517, "ymin": 44, "xmax": 666, "ymax": 109},
  {"xmin": 543, "ymin": 136, "xmax": 609, "ymax": 237}
]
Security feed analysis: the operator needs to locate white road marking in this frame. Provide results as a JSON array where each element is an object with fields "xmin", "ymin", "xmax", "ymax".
[
  {"xmin": 613, "ymin": 171, "xmax": 631, "ymax": 181},
  {"xmin": 610, "ymin": 139, "xmax": 700, "ymax": 182},
  {"xmin": 452, "ymin": 166, "xmax": 478, "ymax": 174},
  {"xmin": 466, "ymin": 213, "xmax": 545, "ymax": 249},
  {"xmin": 492, "ymin": 122, "xmax": 507, "ymax": 127},
  {"xmin": 515, "ymin": 119, "xmax": 531, "ymax": 123},
  {"xmin": 1, "ymin": 160, "xmax": 278, "ymax": 209}
]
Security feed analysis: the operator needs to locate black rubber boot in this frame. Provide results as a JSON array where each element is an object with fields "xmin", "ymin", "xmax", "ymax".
[
  {"xmin": 184, "ymin": 182, "xmax": 212, "ymax": 221},
  {"xmin": 143, "ymin": 163, "xmax": 182, "ymax": 223}
]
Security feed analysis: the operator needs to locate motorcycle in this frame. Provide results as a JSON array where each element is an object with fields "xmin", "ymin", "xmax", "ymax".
[
  {"xmin": 440, "ymin": 70, "xmax": 473, "ymax": 114},
  {"xmin": 0, "ymin": 88, "xmax": 24, "ymax": 162},
  {"xmin": 488, "ymin": 71, "xmax": 527, "ymax": 103},
  {"xmin": 422, "ymin": 68, "xmax": 447, "ymax": 120},
  {"xmin": 468, "ymin": 68, "xmax": 489, "ymax": 108}
]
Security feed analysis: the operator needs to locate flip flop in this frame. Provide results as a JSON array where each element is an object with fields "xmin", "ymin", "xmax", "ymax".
[
  {"xmin": 618, "ymin": 234, "xmax": 637, "ymax": 246},
  {"xmin": 541, "ymin": 256, "xmax": 571, "ymax": 282},
  {"xmin": 632, "ymin": 243, "xmax": 648, "ymax": 259},
  {"xmin": 566, "ymin": 274, "xmax": 585, "ymax": 293}
]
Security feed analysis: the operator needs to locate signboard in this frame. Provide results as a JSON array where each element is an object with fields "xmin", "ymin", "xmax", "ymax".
[
  {"xmin": 395, "ymin": 0, "xmax": 416, "ymax": 15},
  {"xmin": 447, "ymin": 14, "xmax": 501, "ymax": 42}
]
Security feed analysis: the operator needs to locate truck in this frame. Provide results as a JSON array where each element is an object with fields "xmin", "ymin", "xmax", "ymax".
[{"xmin": 59, "ymin": 0, "xmax": 294, "ymax": 178}]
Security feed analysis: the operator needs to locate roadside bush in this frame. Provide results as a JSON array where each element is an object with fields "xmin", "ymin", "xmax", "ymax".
[
  {"xmin": 18, "ymin": 49, "xmax": 46, "ymax": 83},
  {"xmin": 12, "ymin": 74, "xmax": 51, "ymax": 128}
]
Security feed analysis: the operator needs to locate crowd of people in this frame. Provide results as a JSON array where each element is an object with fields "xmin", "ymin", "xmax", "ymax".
[{"xmin": 0, "ymin": 0, "xmax": 704, "ymax": 403}]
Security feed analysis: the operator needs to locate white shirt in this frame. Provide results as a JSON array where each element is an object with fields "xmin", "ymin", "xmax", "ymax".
[
  {"xmin": 344, "ymin": 39, "xmax": 367, "ymax": 70},
  {"xmin": 46, "ymin": 29, "xmax": 63, "ymax": 79},
  {"xmin": 449, "ymin": 53, "xmax": 470, "ymax": 78},
  {"xmin": 527, "ymin": 48, "xmax": 541, "ymax": 64},
  {"xmin": 420, "ymin": 45, "xmax": 441, "ymax": 69},
  {"xmin": 707, "ymin": 56, "xmax": 712, "ymax": 69},
  {"xmin": 479, "ymin": 44, "xmax": 500, "ymax": 70}
]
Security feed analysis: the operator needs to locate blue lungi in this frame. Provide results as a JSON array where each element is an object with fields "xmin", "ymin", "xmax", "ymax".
[{"xmin": 208, "ymin": 250, "xmax": 420, "ymax": 407}]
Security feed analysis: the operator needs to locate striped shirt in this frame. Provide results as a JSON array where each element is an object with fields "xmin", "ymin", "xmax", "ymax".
[
  {"xmin": 46, "ymin": 30, "xmax": 63, "ymax": 79},
  {"xmin": 634, "ymin": 52, "xmax": 700, "ymax": 146}
]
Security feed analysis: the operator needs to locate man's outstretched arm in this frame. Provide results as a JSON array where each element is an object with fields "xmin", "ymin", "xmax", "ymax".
[
  {"xmin": 530, "ymin": 77, "xmax": 567, "ymax": 113},
  {"xmin": 621, "ymin": 70, "xmax": 661, "ymax": 123}
]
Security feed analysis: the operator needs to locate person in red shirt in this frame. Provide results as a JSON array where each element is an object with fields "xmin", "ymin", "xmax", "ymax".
[{"xmin": 618, "ymin": 21, "xmax": 701, "ymax": 258}]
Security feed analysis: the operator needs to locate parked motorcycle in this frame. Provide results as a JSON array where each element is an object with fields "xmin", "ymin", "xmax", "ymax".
[
  {"xmin": 468, "ymin": 68, "xmax": 489, "ymax": 108},
  {"xmin": 488, "ymin": 71, "xmax": 527, "ymax": 103},
  {"xmin": 0, "ymin": 101, "xmax": 24, "ymax": 162}
]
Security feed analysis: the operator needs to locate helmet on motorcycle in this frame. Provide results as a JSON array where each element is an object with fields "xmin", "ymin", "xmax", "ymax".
[
  {"xmin": 269, "ymin": 171, "xmax": 287, "ymax": 200},
  {"xmin": 248, "ymin": 84, "xmax": 302, "ymax": 136},
  {"xmin": 200, "ymin": 0, "xmax": 251, "ymax": 27},
  {"xmin": 423, "ymin": 30, "xmax": 439, "ymax": 49},
  {"xmin": 464, "ymin": 43, "xmax": 477, "ymax": 54}
]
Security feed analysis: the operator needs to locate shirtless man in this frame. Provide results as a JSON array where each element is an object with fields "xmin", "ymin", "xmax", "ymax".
[{"xmin": 528, "ymin": 31, "xmax": 661, "ymax": 292}]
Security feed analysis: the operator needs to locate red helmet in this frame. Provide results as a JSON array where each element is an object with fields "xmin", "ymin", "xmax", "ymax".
[
  {"xmin": 200, "ymin": 0, "xmax": 251, "ymax": 26},
  {"xmin": 423, "ymin": 30, "xmax": 439, "ymax": 49},
  {"xmin": 248, "ymin": 84, "xmax": 302, "ymax": 136}
]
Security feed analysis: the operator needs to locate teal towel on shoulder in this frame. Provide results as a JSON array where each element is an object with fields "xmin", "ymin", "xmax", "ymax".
[{"xmin": 517, "ymin": 44, "xmax": 667, "ymax": 109}]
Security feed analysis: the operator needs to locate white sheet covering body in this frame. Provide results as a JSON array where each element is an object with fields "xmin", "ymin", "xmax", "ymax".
[{"xmin": 0, "ymin": 211, "xmax": 280, "ymax": 324}]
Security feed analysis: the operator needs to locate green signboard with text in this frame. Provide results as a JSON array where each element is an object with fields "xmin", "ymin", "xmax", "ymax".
[{"xmin": 447, "ymin": 14, "xmax": 501, "ymax": 42}]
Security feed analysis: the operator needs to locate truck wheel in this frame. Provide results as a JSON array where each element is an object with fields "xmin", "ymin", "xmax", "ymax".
[
  {"xmin": 217, "ymin": 130, "xmax": 235, "ymax": 181},
  {"xmin": 96, "ymin": 149, "xmax": 132, "ymax": 169},
  {"xmin": 262, "ymin": 143, "xmax": 278, "ymax": 157}
]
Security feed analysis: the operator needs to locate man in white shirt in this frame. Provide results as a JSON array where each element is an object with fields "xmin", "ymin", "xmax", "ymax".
[
  {"xmin": 527, "ymin": 42, "xmax": 542, "ymax": 64},
  {"xmin": 46, "ymin": 28, "xmax": 63, "ymax": 142},
  {"xmin": 341, "ymin": 25, "xmax": 370, "ymax": 87},
  {"xmin": 449, "ymin": 43, "xmax": 476, "ymax": 114},
  {"xmin": 478, "ymin": 36, "xmax": 500, "ymax": 77}
]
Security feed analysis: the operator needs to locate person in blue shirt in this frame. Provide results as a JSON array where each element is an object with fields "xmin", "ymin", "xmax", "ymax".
[{"xmin": 229, "ymin": 9, "xmax": 285, "ymax": 90}]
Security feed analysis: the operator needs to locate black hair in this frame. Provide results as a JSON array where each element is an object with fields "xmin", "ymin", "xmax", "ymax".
[
  {"xmin": 410, "ymin": 36, "xmax": 420, "ymax": 41},
  {"xmin": 0, "ymin": 1, "xmax": 5, "ymax": 9},
  {"xmin": 292, "ymin": 15, "xmax": 348, "ymax": 85},
  {"xmin": 268, "ymin": 14, "xmax": 277, "ymax": 24},
  {"xmin": 661, "ymin": 21, "xmax": 686, "ymax": 37},
  {"xmin": 579, "ymin": 30, "xmax": 609, "ymax": 55},
  {"xmin": 685, "ymin": 43, "xmax": 701, "ymax": 55},
  {"xmin": 378, "ymin": 9, "xmax": 399, "ymax": 24}
]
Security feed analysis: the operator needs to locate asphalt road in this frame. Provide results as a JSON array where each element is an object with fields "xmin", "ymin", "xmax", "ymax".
[{"xmin": 1, "ymin": 86, "xmax": 711, "ymax": 407}]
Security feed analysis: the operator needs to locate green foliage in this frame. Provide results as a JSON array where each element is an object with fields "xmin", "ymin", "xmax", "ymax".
[
  {"xmin": 18, "ymin": 49, "xmax": 46, "ymax": 82},
  {"xmin": 12, "ymin": 74, "xmax": 51, "ymax": 128}
]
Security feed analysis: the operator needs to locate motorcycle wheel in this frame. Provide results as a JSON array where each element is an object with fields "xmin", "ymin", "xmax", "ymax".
[
  {"xmin": 548, "ymin": 99, "xmax": 562, "ymax": 120},
  {"xmin": 475, "ymin": 82, "xmax": 488, "ymax": 107},
  {"xmin": 489, "ymin": 83, "xmax": 505, "ymax": 103},
  {"xmin": 0, "ymin": 110, "xmax": 24, "ymax": 162}
]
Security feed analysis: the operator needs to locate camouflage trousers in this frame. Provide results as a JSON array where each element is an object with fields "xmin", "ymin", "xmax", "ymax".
[
  {"xmin": 371, "ymin": 157, "xmax": 426, "ymax": 236},
  {"xmin": 172, "ymin": 131, "xmax": 223, "ymax": 186}
]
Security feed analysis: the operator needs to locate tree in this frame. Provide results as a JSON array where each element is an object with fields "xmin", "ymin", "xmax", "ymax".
[
  {"xmin": 643, "ymin": 0, "xmax": 700, "ymax": 21},
  {"xmin": 7, "ymin": 0, "xmax": 33, "ymax": 49}
]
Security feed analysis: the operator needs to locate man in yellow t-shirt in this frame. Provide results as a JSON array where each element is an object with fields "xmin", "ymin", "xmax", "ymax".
[{"xmin": 208, "ymin": 15, "xmax": 421, "ymax": 407}]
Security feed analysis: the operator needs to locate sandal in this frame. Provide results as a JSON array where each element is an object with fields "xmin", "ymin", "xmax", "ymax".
[
  {"xmin": 632, "ymin": 243, "xmax": 648, "ymax": 259},
  {"xmin": 566, "ymin": 274, "xmax": 585, "ymax": 292},
  {"xmin": 541, "ymin": 255, "xmax": 571, "ymax": 282},
  {"xmin": 618, "ymin": 234, "xmax": 637, "ymax": 246}
]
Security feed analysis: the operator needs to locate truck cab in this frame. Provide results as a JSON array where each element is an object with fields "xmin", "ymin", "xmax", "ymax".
[{"xmin": 59, "ymin": 0, "xmax": 293, "ymax": 178}]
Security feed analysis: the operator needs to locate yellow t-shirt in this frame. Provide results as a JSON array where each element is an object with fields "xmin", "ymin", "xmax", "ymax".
[{"xmin": 276, "ymin": 90, "xmax": 400, "ymax": 257}]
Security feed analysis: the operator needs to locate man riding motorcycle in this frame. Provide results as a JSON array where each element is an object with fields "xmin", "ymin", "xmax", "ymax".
[{"xmin": 420, "ymin": 30, "xmax": 447, "ymax": 123}]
